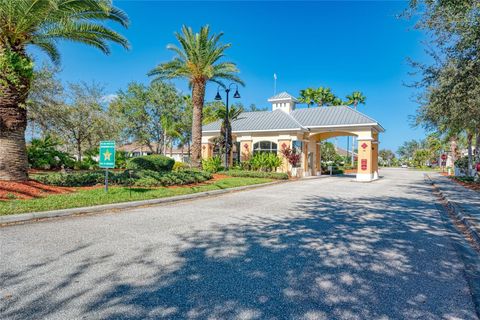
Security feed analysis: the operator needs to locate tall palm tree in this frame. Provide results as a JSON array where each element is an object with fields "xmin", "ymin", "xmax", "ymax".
[
  {"xmin": 345, "ymin": 91, "xmax": 366, "ymax": 110},
  {"xmin": 148, "ymin": 25, "xmax": 243, "ymax": 168},
  {"xmin": 345, "ymin": 91, "xmax": 366, "ymax": 166},
  {"xmin": 314, "ymin": 87, "xmax": 335, "ymax": 107},
  {"xmin": 0, "ymin": 0, "xmax": 129, "ymax": 181},
  {"xmin": 298, "ymin": 88, "xmax": 316, "ymax": 108}
]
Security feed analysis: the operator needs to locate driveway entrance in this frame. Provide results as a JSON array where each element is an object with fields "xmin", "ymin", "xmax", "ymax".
[{"xmin": 1, "ymin": 169, "xmax": 477, "ymax": 319}]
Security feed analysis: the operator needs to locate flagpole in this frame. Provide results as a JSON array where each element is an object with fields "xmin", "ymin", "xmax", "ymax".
[{"xmin": 273, "ymin": 73, "xmax": 277, "ymax": 95}]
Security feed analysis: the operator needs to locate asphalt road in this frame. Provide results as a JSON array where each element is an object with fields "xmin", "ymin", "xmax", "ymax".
[{"xmin": 1, "ymin": 169, "xmax": 478, "ymax": 319}]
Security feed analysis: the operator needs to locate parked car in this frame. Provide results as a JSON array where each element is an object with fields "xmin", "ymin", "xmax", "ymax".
[{"xmin": 401, "ymin": 164, "xmax": 408, "ymax": 168}]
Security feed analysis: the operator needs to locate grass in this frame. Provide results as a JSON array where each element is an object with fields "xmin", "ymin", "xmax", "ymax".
[
  {"xmin": 0, "ymin": 177, "xmax": 272, "ymax": 215},
  {"xmin": 409, "ymin": 166, "xmax": 443, "ymax": 172}
]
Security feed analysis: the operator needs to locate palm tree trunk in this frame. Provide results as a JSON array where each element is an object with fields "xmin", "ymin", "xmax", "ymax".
[
  {"xmin": 191, "ymin": 80, "xmax": 206, "ymax": 168},
  {"xmin": 0, "ymin": 61, "xmax": 31, "ymax": 180}
]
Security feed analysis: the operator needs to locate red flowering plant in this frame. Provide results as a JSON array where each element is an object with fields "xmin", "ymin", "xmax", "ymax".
[{"xmin": 280, "ymin": 143, "xmax": 301, "ymax": 168}]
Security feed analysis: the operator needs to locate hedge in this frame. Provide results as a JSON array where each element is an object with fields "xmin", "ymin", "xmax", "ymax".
[
  {"xmin": 33, "ymin": 171, "xmax": 107, "ymax": 187},
  {"xmin": 132, "ymin": 170, "xmax": 212, "ymax": 187},
  {"xmin": 222, "ymin": 170, "xmax": 288, "ymax": 180},
  {"xmin": 33, "ymin": 169, "xmax": 213, "ymax": 188},
  {"xmin": 126, "ymin": 155, "xmax": 175, "ymax": 172}
]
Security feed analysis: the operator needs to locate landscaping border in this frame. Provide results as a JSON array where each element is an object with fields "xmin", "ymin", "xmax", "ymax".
[
  {"xmin": 0, "ymin": 180, "xmax": 288, "ymax": 225},
  {"xmin": 425, "ymin": 174, "xmax": 480, "ymax": 246},
  {"xmin": 425, "ymin": 173, "xmax": 480, "ymax": 317}
]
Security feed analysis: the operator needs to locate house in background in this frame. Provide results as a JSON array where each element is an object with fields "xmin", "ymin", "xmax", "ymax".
[
  {"xmin": 118, "ymin": 142, "xmax": 190, "ymax": 163},
  {"xmin": 335, "ymin": 146, "xmax": 357, "ymax": 161},
  {"xmin": 201, "ymin": 92, "xmax": 384, "ymax": 181}
]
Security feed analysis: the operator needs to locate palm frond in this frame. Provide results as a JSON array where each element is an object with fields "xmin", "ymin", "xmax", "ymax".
[
  {"xmin": 148, "ymin": 24, "xmax": 242, "ymax": 87},
  {"xmin": 0, "ymin": 0, "xmax": 129, "ymax": 63}
]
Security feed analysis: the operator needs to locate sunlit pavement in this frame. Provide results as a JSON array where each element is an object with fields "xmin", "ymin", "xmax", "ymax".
[{"xmin": 1, "ymin": 169, "xmax": 478, "ymax": 319}]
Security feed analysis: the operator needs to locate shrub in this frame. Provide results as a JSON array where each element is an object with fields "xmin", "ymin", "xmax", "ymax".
[
  {"xmin": 173, "ymin": 161, "xmax": 188, "ymax": 171},
  {"xmin": 202, "ymin": 156, "xmax": 223, "ymax": 173},
  {"xmin": 33, "ymin": 171, "xmax": 106, "ymax": 187},
  {"xmin": 321, "ymin": 165, "xmax": 344, "ymax": 175},
  {"xmin": 27, "ymin": 135, "xmax": 75, "ymax": 170},
  {"xmin": 132, "ymin": 170, "xmax": 212, "ymax": 187},
  {"xmin": 133, "ymin": 176, "xmax": 160, "ymax": 187},
  {"xmin": 126, "ymin": 154, "xmax": 175, "ymax": 172},
  {"xmin": 280, "ymin": 144, "xmax": 301, "ymax": 168},
  {"xmin": 249, "ymin": 152, "xmax": 282, "ymax": 172},
  {"xmin": 74, "ymin": 161, "xmax": 91, "ymax": 170},
  {"xmin": 222, "ymin": 170, "xmax": 288, "ymax": 180},
  {"xmin": 115, "ymin": 151, "xmax": 128, "ymax": 169}
]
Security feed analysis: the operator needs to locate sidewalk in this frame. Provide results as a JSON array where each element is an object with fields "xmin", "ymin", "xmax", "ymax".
[{"xmin": 428, "ymin": 173, "xmax": 480, "ymax": 244}]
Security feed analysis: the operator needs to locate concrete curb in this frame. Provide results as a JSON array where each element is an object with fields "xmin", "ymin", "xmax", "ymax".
[
  {"xmin": 0, "ymin": 180, "xmax": 287, "ymax": 225},
  {"xmin": 426, "ymin": 174, "xmax": 480, "ymax": 317},
  {"xmin": 425, "ymin": 174, "xmax": 480, "ymax": 246}
]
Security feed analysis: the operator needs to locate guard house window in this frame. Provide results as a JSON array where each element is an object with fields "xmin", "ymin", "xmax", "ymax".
[
  {"xmin": 253, "ymin": 141, "xmax": 277, "ymax": 154},
  {"xmin": 292, "ymin": 140, "xmax": 303, "ymax": 154}
]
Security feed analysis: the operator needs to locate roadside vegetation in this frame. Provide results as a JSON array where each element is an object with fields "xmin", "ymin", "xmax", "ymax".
[
  {"xmin": 406, "ymin": 1, "xmax": 480, "ymax": 182},
  {"xmin": 0, "ymin": 177, "xmax": 271, "ymax": 215}
]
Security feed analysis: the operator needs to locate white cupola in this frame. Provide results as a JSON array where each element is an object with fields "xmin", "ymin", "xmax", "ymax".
[{"xmin": 268, "ymin": 92, "xmax": 297, "ymax": 113}]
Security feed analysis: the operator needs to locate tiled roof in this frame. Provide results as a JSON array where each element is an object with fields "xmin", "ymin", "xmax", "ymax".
[{"xmin": 202, "ymin": 105, "xmax": 383, "ymax": 133}]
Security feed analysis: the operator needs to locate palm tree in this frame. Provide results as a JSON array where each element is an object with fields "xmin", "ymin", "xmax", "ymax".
[
  {"xmin": 331, "ymin": 96, "xmax": 344, "ymax": 106},
  {"xmin": 215, "ymin": 104, "xmax": 244, "ymax": 155},
  {"xmin": 298, "ymin": 88, "xmax": 316, "ymax": 108},
  {"xmin": 148, "ymin": 25, "xmax": 243, "ymax": 168},
  {"xmin": 345, "ymin": 91, "xmax": 366, "ymax": 166},
  {"xmin": 345, "ymin": 91, "xmax": 366, "ymax": 110},
  {"xmin": 314, "ymin": 87, "xmax": 335, "ymax": 107},
  {"xmin": 0, "ymin": 0, "xmax": 129, "ymax": 181}
]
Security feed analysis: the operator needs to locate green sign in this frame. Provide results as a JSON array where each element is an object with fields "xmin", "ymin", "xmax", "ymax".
[{"xmin": 99, "ymin": 141, "xmax": 116, "ymax": 169}]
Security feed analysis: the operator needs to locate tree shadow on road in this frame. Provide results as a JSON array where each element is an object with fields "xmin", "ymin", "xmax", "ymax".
[{"xmin": 1, "ymin": 183, "xmax": 477, "ymax": 319}]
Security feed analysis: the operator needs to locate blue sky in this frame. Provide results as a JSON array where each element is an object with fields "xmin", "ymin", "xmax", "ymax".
[{"xmin": 31, "ymin": 0, "xmax": 428, "ymax": 152}]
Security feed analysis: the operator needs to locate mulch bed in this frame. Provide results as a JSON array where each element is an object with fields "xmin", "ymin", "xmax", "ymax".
[
  {"xmin": 0, "ymin": 180, "xmax": 73, "ymax": 200},
  {"xmin": 1, "ymin": 174, "xmax": 229, "ymax": 201},
  {"xmin": 450, "ymin": 178, "xmax": 480, "ymax": 193}
]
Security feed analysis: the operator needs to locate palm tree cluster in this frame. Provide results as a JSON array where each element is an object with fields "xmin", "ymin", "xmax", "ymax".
[
  {"xmin": 298, "ymin": 87, "xmax": 365, "ymax": 108},
  {"xmin": 0, "ymin": 0, "xmax": 129, "ymax": 180}
]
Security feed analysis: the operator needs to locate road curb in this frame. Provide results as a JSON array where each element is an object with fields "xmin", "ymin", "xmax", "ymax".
[
  {"xmin": 425, "ymin": 174, "xmax": 480, "ymax": 246},
  {"xmin": 426, "ymin": 174, "xmax": 480, "ymax": 317},
  {"xmin": 0, "ymin": 180, "xmax": 287, "ymax": 225}
]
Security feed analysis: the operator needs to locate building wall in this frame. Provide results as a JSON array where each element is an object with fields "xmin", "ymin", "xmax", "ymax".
[{"xmin": 202, "ymin": 126, "xmax": 380, "ymax": 181}]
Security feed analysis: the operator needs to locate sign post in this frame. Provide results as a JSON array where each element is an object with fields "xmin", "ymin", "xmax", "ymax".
[
  {"xmin": 441, "ymin": 154, "xmax": 447, "ymax": 173},
  {"xmin": 99, "ymin": 141, "xmax": 116, "ymax": 192}
]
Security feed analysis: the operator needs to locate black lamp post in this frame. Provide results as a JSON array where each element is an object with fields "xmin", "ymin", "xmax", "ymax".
[{"xmin": 215, "ymin": 83, "xmax": 241, "ymax": 170}]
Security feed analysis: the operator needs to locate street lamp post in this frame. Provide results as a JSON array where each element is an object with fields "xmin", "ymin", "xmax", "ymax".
[{"xmin": 215, "ymin": 83, "xmax": 241, "ymax": 170}]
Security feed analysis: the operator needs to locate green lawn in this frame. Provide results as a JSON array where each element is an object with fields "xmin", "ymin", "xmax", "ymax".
[{"xmin": 0, "ymin": 177, "xmax": 272, "ymax": 215}]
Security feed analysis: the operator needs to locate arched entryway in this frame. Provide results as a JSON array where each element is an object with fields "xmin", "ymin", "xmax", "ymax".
[{"xmin": 308, "ymin": 128, "xmax": 380, "ymax": 182}]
